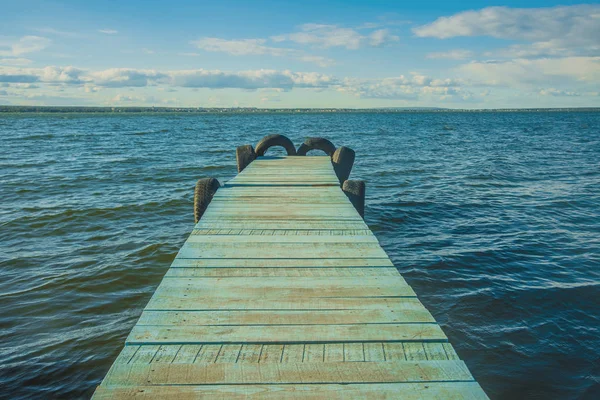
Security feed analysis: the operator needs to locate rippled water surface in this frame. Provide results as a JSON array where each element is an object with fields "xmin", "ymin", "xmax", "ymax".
[{"xmin": 1, "ymin": 112, "xmax": 599, "ymax": 399}]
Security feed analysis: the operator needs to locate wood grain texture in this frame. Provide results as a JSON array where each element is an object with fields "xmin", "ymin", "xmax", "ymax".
[
  {"xmin": 136, "ymin": 305, "xmax": 436, "ymax": 326},
  {"xmin": 103, "ymin": 360, "xmax": 474, "ymax": 385},
  {"xmin": 127, "ymin": 323, "xmax": 447, "ymax": 344},
  {"xmin": 93, "ymin": 382, "xmax": 488, "ymax": 399}
]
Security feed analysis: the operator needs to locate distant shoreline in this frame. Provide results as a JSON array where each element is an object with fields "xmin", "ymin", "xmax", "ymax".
[{"xmin": 0, "ymin": 106, "xmax": 599, "ymax": 114}]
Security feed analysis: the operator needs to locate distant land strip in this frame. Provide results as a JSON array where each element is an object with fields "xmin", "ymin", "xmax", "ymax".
[{"xmin": 0, "ymin": 106, "xmax": 599, "ymax": 113}]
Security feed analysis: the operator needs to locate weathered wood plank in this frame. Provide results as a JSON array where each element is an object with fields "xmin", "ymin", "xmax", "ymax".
[
  {"xmin": 238, "ymin": 344, "xmax": 262, "ymax": 363},
  {"xmin": 224, "ymin": 182, "xmax": 341, "ymax": 187},
  {"xmin": 215, "ymin": 344, "xmax": 242, "ymax": 363},
  {"xmin": 404, "ymin": 343, "xmax": 428, "ymax": 361},
  {"xmin": 186, "ymin": 235, "xmax": 379, "ymax": 243},
  {"xmin": 324, "ymin": 343, "xmax": 344, "ymax": 362},
  {"xmin": 93, "ymin": 382, "xmax": 489, "ymax": 399},
  {"xmin": 200, "ymin": 212, "xmax": 362, "ymax": 220},
  {"xmin": 152, "ymin": 345, "xmax": 181, "ymax": 363},
  {"xmin": 364, "ymin": 343, "xmax": 387, "ymax": 362},
  {"xmin": 194, "ymin": 221, "xmax": 369, "ymax": 230},
  {"xmin": 191, "ymin": 229, "xmax": 373, "ymax": 235},
  {"xmin": 151, "ymin": 284, "xmax": 414, "ymax": 302},
  {"xmin": 127, "ymin": 345, "xmax": 159, "ymax": 364},
  {"xmin": 259, "ymin": 344, "xmax": 284, "ymax": 363},
  {"xmin": 303, "ymin": 344, "xmax": 325, "ymax": 362},
  {"xmin": 126, "ymin": 324, "xmax": 447, "ymax": 344},
  {"xmin": 177, "ymin": 242, "xmax": 389, "ymax": 259},
  {"xmin": 383, "ymin": 343, "xmax": 406, "ymax": 361},
  {"xmin": 165, "ymin": 267, "xmax": 400, "ymax": 277},
  {"xmin": 344, "ymin": 343, "xmax": 364, "ymax": 362},
  {"xmin": 169, "ymin": 258, "xmax": 394, "ymax": 268},
  {"xmin": 136, "ymin": 305, "xmax": 436, "ymax": 326},
  {"xmin": 281, "ymin": 344, "xmax": 304, "ymax": 363},
  {"xmin": 443, "ymin": 343, "xmax": 461, "ymax": 360},
  {"xmin": 146, "ymin": 296, "xmax": 423, "ymax": 311},
  {"xmin": 424, "ymin": 342, "xmax": 450, "ymax": 361},
  {"xmin": 152, "ymin": 276, "xmax": 413, "ymax": 298},
  {"xmin": 113, "ymin": 342, "xmax": 455, "ymax": 365},
  {"xmin": 172, "ymin": 345, "xmax": 203, "ymax": 363},
  {"xmin": 102, "ymin": 360, "xmax": 474, "ymax": 385},
  {"xmin": 195, "ymin": 344, "xmax": 222, "ymax": 363}
]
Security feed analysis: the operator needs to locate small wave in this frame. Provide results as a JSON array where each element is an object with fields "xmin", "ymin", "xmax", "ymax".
[
  {"xmin": 21, "ymin": 134, "xmax": 54, "ymax": 140},
  {"xmin": 131, "ymin": 131, "xmax": 153, "ymax": 136}
]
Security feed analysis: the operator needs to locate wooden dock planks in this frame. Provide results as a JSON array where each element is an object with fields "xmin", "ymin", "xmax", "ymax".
[{"xmin": 93, "ymin": 155, "xmax": 487, "ymax": 399}]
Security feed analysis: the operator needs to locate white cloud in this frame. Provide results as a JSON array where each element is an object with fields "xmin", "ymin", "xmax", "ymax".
[
  {"xmin": 458, "ymin": 57, "xmax": 600, "ymax": 86},
  {"xmin": 190, "ymin": 22, "xmax": 399, "ymax": 67},
  {"xmin": 98, "ymin": 29, "xmax": 118, "ymax": 35},
  {"xmin": 0, "ymin": 36, "xmax": 51, "ymax": 57},
  {"xmin": 426, "ymin": 49, "xmax": 473, "ymax": 60},
  {"xmin": 169, "ymin": 69, "xmax": 335, "ymax": 90},
  {"xmin": 413, "ymin": 5, "xmax": 600, "ymax": 43},
  {"xmin": 274, "ymin": 24, "xmax": 399, "ymax": 49},
  {"xmin": 0, "ymin": 65, "xmax": 86, "ymax": 84},
  {"xmin": 414, "ymin": 5, "xmax": 600, "ymax": 58},
  {"xmin": 0, "ymin": 65, "xmax": 337, "ymax": 89},
  {"xmin": 13, "ymin": 83, "xmax": 39, "ymax": 89},
  {"xmin": 89, "ymin": 68, "xmax": 167, "ymax": 87},
  {"xmin": 368, "ymin": 29, "xmax": 399, "ymax": 47},
  {"xmin": 40, "ymin": 66, "xmax": 86, "ymax": 84},
  {"xmin": 284, "ymin": 24, "xmax": 363, "ymax": 49},
  {"xmin": 337, "ymin": 73, "xmax": 473, "ymax": 101},
  {"xmin": 296, "ymin": 55, "xmax": 335, "ymax": 67},
  {"xmin": 109, "ymin": 94, "xmax": 175, "ymax": 105},
  {"xmin": 2, "ymin": 62, "xmax": 597, "ymax": 105},
  {"xmin": 112, "ymin": 94, "xmax": 152, "ymax": 102},
  {"xmin": 0, "ymin": 58, "xmax": 32, "ymax": 66},
  {"xmin": 191, "ymin": 37, "xmax": 334, "ymax": 67},
  {"xmin": 539, "ymin": 88, "xmax": 580, "ymax": 97},
  {"xmin": 193, "ymin": 38, "xmax": 285, "ymax": 56}
]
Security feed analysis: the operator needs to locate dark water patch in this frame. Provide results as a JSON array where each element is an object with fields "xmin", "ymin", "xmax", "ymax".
[{"xmin": 19, "ymin": 133, "xmax": 55, "ymax": 140}]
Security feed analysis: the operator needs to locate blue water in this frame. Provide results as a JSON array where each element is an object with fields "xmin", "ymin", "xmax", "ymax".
[{"xmin": 0, "ymin": 112, "xmax": 599, "ymax": 399}]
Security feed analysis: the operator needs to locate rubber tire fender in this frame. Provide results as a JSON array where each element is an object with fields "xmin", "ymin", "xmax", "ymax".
[
  {"xmin": 255, "ymin": 134, "xmax": 297, "ymax": 156},
  {"xmin": 236, "ymin": 144, "xmax": 256, "ymax": 173},
  {"xmin": 297, "ymin": 137, "xmax": 336, "ymax": 156},
  {"xmin": 342, "ymin": 180, "xmax": 365, "ymax": 218},
  {"xmin": 194, "ymin": 178, "xmax": 220, "ymax": 223},
  {"xmin": 332, "ymin": 146, "xmax": 355, "ymax": 184}
]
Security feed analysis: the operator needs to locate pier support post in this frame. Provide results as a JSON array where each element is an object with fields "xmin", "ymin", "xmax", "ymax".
[
  {"xmin": 236, "ymin": 145, "xmax": 256, "ymax": 173},
  {"xmin": 332, "ymin": 146, "xmax": 355, "ymax": 184},
  {"xmin": 342, "ymin": 180, "xmax": 365, "ymax": 218},
  {"xmin": 194, "ymin": 178, "xmax": 220, "ymax": 223}
]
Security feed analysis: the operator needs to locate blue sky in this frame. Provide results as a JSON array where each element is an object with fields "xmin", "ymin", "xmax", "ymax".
[{"xmin": 1, "ymin": 1, "xmax": 599, "ymax": 108}]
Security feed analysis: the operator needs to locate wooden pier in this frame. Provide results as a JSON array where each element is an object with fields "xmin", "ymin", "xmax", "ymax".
[{"xmin": 93, "ymin": 136, "xmax": 487, "ymax": 399}]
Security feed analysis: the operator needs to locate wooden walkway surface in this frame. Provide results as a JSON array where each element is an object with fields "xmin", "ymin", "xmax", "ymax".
[{"xmin": 93, "ymin": 156, "xmax": 487, "ymax": 399}]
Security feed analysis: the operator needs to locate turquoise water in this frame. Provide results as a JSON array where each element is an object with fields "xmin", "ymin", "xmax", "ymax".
[{"xmin": 0, "ymin": 112, "xmax": 599, "ymax": 398}]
